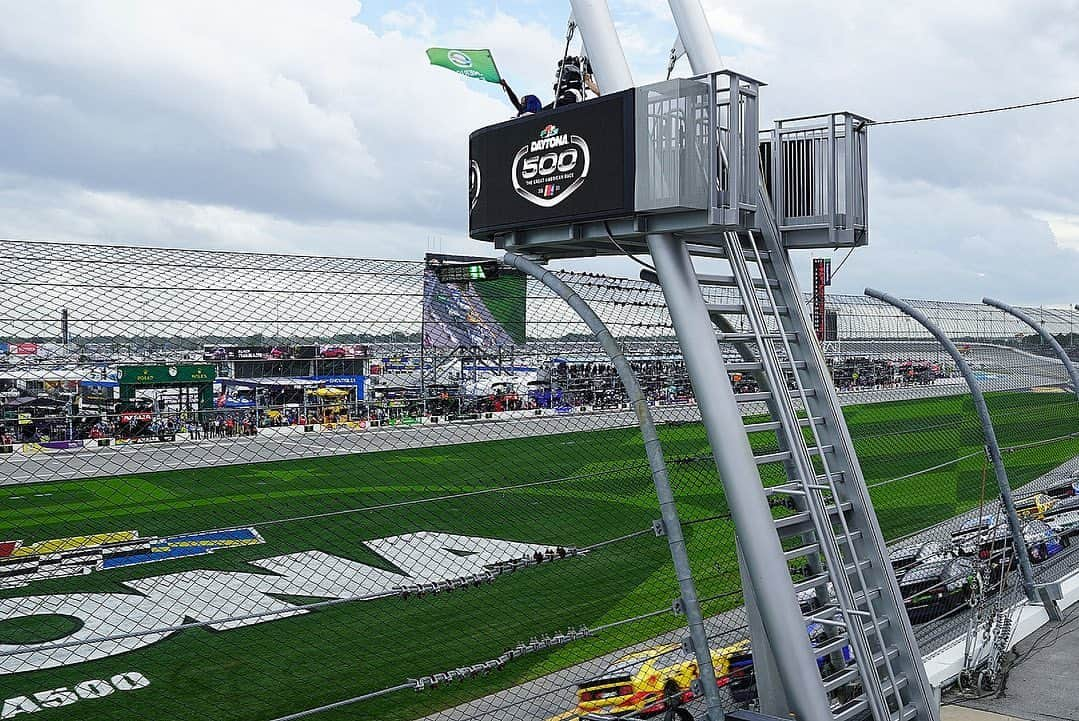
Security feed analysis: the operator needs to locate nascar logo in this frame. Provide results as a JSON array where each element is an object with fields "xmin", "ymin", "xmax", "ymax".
[{"xmin": 0, "ymin": 528, "xmax": 264, "ymax": 589}]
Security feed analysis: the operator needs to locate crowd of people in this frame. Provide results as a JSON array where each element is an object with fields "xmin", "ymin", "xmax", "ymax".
[
  {"xmin": 828, "ymin": 357, "xmax": 947, "ymax": 390},
  {"xmin": 0, "ymin": 354, "xmax": 953, "ymax": 452}
]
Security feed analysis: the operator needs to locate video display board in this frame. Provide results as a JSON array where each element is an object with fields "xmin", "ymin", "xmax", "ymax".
[
  {"xmin": 423, "ymin": 259, "xmax": 526, "ymax": 348},
  {"xmin": 469, "ymin": 90, "xmax": 636, "ymax": 239}
]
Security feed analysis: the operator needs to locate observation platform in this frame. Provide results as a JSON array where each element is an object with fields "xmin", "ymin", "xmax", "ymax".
[{"xmin": 468, "ymin": 70, "xmax": 870, "ymax": 258}]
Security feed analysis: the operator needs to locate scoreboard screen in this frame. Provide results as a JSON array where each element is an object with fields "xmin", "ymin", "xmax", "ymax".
[{"xmin": 434, "ymin": 261, "xmax": 501, "ymax": 284}]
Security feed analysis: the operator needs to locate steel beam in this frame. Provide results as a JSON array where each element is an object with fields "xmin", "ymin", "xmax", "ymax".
[
  {"xmin": 649, "ymin": 233, "xmax": 835, "ymax": 721},
  {"xmin": 567, "ymin": 0, "xmax": 633, "ymax": 92},
  {"xmin": 666, "ymin": 0, "xmax": 724, "ymax": 74},
  {"xmin": 983, "ymin": 297, "xmax": 1079, "ymax": 400}
]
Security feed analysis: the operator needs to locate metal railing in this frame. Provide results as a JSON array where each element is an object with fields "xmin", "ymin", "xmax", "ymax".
[
  {"xmin": 634, "ymin": 70, "xmax": 761, "ymax": 226},
  {"xmin": 763, "ymin": 112, "xmax": 870, "ymax": 247}
]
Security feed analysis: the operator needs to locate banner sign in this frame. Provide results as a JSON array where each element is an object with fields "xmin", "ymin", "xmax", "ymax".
[
  {"xmin": 117, "ymin": 364, "xmax": 215, "ymax": 385},
  {"xmin": 203, "ymin": 345, "xmax": 238, "ymax": 361},
  {"xmin": 201, "ymin": 345, "xmax": 366, "ymax": 361},
  {"xmin": 38, "ymin": 440, "xmax": 85, "ymax": 451},
  {"xmin": 236, "ymin": 346, "xmax": 273, "ymax": 360},
  {"xmin": 427, "ymin": 48, "xmax": 501, "ymax": 84},
  {"xmin": 812, "ymin": 257, "xmax": 832, "ymax": 343},
  {"xmin": 120, "ymin": 411, "xmax": 153, "ymax": 422},
  {"xmin": 13, "ymin": 342, "xmax": 39, "ymax": 356},
  {"xmin": 469, "ymin": 90, "xmax": 636, "ymax": 239},
  {"xmin": 317, "ymin": 345, "xmax": 368, "ymax": 359},
  {"xmin": 305, "ymin": 375, "xmax": 366, "ymax": 400}
]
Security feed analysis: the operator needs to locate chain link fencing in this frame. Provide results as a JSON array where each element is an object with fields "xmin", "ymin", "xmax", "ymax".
[{"xmin": 0, "ymin": 239, "xmax": 1077, "ymax": 721}]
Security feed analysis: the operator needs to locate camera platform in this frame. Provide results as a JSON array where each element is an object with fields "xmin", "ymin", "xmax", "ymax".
[{"xmin": 468, "ymin": 70, "xmax": 869, "ymax": 259}]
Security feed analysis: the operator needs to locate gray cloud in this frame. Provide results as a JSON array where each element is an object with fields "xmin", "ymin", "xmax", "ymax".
[{"xmin": 0, "ymin": 0, "xmax": 1077, "ymax": 306}]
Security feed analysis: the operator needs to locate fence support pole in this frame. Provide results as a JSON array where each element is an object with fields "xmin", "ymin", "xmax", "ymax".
[
  {"xmin": 865, "ymin": 288, "xmax": 1056, "ymax": 618},
  {"xmin": 502, "ymin": 251, "xmax": 726, "ymax": 721},
  {"xmin": 983, "ymin": 297, "xmax": 1079, "ymax": 401}
]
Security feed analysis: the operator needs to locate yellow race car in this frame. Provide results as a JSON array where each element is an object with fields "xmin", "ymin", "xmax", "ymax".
[
  {"xmin": 1016, "ymin": 493, "xmax": 1057, "ymax": 519},
  {"xmin": 572, "ymin": 640, "xmax": 749, "ymax": 719}
]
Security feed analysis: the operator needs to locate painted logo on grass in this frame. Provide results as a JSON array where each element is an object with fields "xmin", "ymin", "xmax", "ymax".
[
  {"xmin": 0, "ymin": 533, "xmax": 560, "ymax": 673},
  {"xmin": 1, "ymin": 672, "xmax": 149, "ymax": 719},
  {"xmin": 0, "ymin": 528, "xmax": 264, "ymax": 589}
]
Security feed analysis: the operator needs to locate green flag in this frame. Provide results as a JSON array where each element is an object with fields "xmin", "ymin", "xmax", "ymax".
[{"xmin": 426, "ymin": 48, "xmax": 502, "ymax": 84}]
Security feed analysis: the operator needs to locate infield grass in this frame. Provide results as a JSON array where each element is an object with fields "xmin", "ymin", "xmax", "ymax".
[{"xmin": 0, "ymin": 390, "xmax": 1076, "ymax": 721}]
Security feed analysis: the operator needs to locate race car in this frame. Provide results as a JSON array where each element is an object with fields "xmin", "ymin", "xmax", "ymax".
[
  {"xmin": 896, "ymin": 556, "xmax": 982, "ymax": 623},
  {"xmin": 320, "ymin": 346, "xmax": 348, "ymax": 358},
  {"xmin": 952, "ymin": 514, "xmax": 997, "ymax": 537},
  {"xmin": 727, "ymin": 622, "xmax": 852, "ymax": 706},
  {"xmin": 888, "ymin": 540, "xmax": 956, "ymax": 575},
  {"xmin": 1015, "ymin": 493, "xmax": 1060, "ymax": 519},
  {"xmin": 573, "ymin": 640, "xmax": 748, "ymax": 719},
  {"xmin": 1046, "ymin": 505, "xmax": 1079, "ymax": 538},
  {"xmin": 1041, "ymin": 476, "xmax": 1079, "ymax": 499},
  {"xmin": 953, "ymin": 516, "xmax": 1067, "ymax": 567}
]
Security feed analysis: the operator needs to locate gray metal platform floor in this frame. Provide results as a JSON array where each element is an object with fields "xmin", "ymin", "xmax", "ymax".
[
  {"xmin": 943, "ymin": 708, "xmax": 1023, "ymax": 721},
  {"xmin": 952, "ymin": 602, "xmax": 1079, "ymax": 721}
]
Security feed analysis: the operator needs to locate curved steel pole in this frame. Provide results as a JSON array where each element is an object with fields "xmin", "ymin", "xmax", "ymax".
[
  {"xmin": 865, "ymin": 289, "xmax": 1041, "ymax": 606},
  {"xmin": 983, "ymin": 298, "xmax": 1079, "ymax": 400},
  {"xmin": 648, "ymin": 234, "xmax": 835, "ymax": 721},
  {"xmin": 666, "ymin": 0, "xmax": 724, "ymax": 74},
  {"xmin": 568, "ymin": 0, "xmax": 633, "ymax": 92},
  {"xmin": 502, "ymin": 252, "xmax": 725, "ymax": 721}
]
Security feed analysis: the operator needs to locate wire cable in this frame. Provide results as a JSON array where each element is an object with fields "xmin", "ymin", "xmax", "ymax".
[
  {"xmin": 829, "ymin": 246, "xmax": 856, "ymax": 280},
  {"xmin": 605, "ymin": 221, "xmax": 656, "ymax": 271},
  {"xmin": 873, "ymin": 93, "xmax": 1079, "ymax": 126}
]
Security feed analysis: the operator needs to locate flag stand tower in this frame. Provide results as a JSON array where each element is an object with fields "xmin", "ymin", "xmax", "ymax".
[{"xmin": 467, "ymin": 1, "xmax": 937, "ymax": 719}]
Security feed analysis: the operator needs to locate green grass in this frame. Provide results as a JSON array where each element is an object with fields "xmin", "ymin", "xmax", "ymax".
[{"xmin": 0, "ymin": 391, "xmax": 1076, "ymax": 721}]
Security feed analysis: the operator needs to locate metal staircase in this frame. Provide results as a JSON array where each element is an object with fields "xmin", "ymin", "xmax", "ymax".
[
  {"xmin": 470, "ymin": 1, "xmax": 937, "ymax": 713},
  {"xmin": 644, "ymin": 209, "xmax": 937, "ymax": 720}
]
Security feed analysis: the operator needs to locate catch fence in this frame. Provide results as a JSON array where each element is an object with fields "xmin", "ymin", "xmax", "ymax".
[{"xmin": 0, "ymin": 239, "xmax": 1076, "ymax": 721}]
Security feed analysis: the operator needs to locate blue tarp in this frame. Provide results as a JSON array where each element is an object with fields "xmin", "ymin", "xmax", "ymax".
[{"xmin": 79, "ymin": 379, "xmax": 119, "ymax": 388}]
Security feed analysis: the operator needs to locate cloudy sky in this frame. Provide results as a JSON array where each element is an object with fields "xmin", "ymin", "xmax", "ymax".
[{"xmin": 1, "ymin": 0, "xmax": 1078, "ymax": 303}]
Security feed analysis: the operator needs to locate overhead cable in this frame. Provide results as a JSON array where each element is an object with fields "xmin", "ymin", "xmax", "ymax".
[{"xmin": 873, "ymin": 94, "xmax": 1079, "ymax": 126}]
